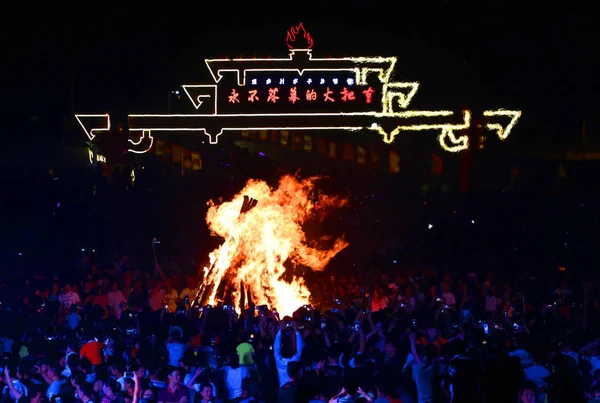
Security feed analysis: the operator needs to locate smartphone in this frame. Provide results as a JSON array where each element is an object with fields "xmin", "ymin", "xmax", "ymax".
[
  {"xmin": 353, "ymin": 320, "xmax": 360, "ymax": 333},
  {"xmin": 303, "ymin": 304, "xmax": 312, "ymax": 311},
  {"xmin": 285, "ymin": 321, "xmax": 293, "ymax": 328},
  {"xmin": 321, "ymin": 318, "xmax": 327, "ymax": 330},
  {"xmin": 411, "ymin": 319, "xmax": 417, "ymax": 328},
  {"xmin": 483, "ymin": 323, "xmax": 489, "ymax": 335},
  {"xmin": 124, "ymin": 372, "xmax": 135, "ymax": 379}
]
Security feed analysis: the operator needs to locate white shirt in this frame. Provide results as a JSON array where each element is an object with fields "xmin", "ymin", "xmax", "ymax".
[
  {"xmin": 59, "ymin": 291, "xmax": 81, "ymax": 309},
  {"xmin": 3, "ymin": 379, "xmax": 28, "ymax": 400},
  {"xmin": 274, "ymin": 331, "xmax": 304, "ymax": 387},
  {"xmin": 524, "ymin": 364, "xmax": 551, "ymax": 390},
  {"xmin": 223, "ymin": 366, "xmax": 249, "ymax": 399},
  {"xmin": 107, "ymin": 291, "xmax": 127, "ymax": 318}
]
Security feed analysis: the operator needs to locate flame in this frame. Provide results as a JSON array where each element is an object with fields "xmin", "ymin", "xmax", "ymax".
[
  {"xmin": 199, "ymin": 175, "xmax": 347, "ymax": 317},
  {"xmin": 286, "ymin": 22, "xmax": 314, "ymax": 50}
]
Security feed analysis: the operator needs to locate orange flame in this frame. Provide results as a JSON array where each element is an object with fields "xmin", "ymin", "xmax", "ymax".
[
  {"xmin": 200, "ymin": 175, "xmax": 347, "ymax": 317},
  {"xmin": 286, "ymin": 23, "xmax": 314, "ymax": 50}
]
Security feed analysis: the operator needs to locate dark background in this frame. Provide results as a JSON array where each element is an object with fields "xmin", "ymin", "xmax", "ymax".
[{"xmin": 2, "ymin": 1, "xmax": 597, "ymax": 150}]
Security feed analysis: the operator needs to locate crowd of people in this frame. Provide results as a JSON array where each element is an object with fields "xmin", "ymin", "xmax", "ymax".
[{"xmin": 2, "ymin": 259, "xmax": 600, "ymax": 403}]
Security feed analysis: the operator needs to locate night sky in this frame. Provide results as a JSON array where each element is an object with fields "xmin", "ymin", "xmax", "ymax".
[{"xmin": 2, "ymin": 2, "xmax": 596, "ymax": 149}]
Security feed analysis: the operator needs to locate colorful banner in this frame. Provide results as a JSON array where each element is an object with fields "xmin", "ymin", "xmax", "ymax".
[
  {"xmin": 389, "ymin": 150, "xmax": 400, "ymax": 174},
  {"xmin": 292, "ymin": 134, "xmax": 303, "ymax": 149},
  {"xmin": 356, "ymin": 146, "xmax": 367, "ymax": 165},
  {"xmin": 155, "ymin": 140, "xmax": 165, "ymax": 156},
  {"xmin": 183, "ymin": 149, "xmax": 192, "ymax": 171},
  {"xmin": 316, "ymin": 137, "xmax": 327, "ymax": 155},
  {"xmin": 371, "ymin": 148, "xmax": 380, "ymax": 166},
  {"xmin": 280, "ymin": 130, "xmax": 289, "ymax": 146},
  {"xmin": 303, "ymin": 135, "xmax": 313, "ymax": 152},
  {"xmin": 327, "ymin": 141, "xmax": 337, "ymax": 159},
  {"xmin": 343, "ymin": 143, "xmax": 354, "ymax": 161},
  {"xmin": 192, "ymin": 152, "xmax": 202, "ymax": 170},
  {"xmin": 270, "ymin": 130, "xmax": 279, "ymax": 143},
  {"xmin": 173, "ymin": 144, "xmax": 183, "ymax": 163}
]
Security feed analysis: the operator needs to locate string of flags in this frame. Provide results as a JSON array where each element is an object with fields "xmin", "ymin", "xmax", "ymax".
[
  {"xmin": 238, "ymin": 129, "xmax": 411, "ymax": 175},
  {"xmin": 154, "ymin": 140, "xmax": 203, "ymax": 175}
]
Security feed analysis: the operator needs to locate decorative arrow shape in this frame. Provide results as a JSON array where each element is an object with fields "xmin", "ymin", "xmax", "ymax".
[
  {"xmin": 182, "ymin": 85, "xmax": 217, "ymax": 112},
  {"xmin": 385, "ymin": 82, "xmax": 419, "ymax": 111},
  {"xmin": 483, "ymin": 109, "xmax": 522, "ymax": 140},
  {"xmin": 75, "ymin": 114, "xmax": 110, "ymax": 141}
]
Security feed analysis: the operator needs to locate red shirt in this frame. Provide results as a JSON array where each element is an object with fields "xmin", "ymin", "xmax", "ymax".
[
  {"xmin": 80, "ymin": 341, "xmax": 103, "ymax": 365},
  {"xmin": 158, "ymin": 384, "xmax": 189, "ymax": 403}
]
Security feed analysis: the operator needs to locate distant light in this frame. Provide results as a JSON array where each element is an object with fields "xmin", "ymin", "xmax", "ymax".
[
  {"xmin": 428, "ymin": 224, "xmax": 433, "ymax": 229},
  {"xmin": 56, "ymin": 202, "xmax": 60, "ymax": 208},
  {"xmin": 175, "ymin": 90, "xmax": 179, "ymax": 95},
  {"xmin": 471, "ymin": 220, "xmax": 475, "ymax": 224},
  {"xmin": 259, "ymin": 152, "xmax": 266, "ymax": 157},
  {"xmin": 92, "ymin": 249, "xmax": 96, "ymax": 253},
  {"xmin": 81, "ymin": 248, "xmax": 85, "ymax": 252},
  {"xmin": 18, "ymin": 253, "xmax": 22, "ymax": 256},
  {"xmin": 392, "ymin": 260, "xmax": 397, "ymax": 264}
]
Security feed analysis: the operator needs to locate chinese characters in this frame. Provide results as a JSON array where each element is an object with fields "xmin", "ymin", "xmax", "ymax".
[{"xmin": 227, "ymin": 86, "xmax": 375, "ymax": 105}]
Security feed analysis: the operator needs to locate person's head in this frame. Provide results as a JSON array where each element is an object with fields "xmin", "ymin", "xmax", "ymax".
[
  {"xmin": 429, "ymin": 285, "xmax": 437, "ymax": 296},
  {"xmin": 111, "ymin": 282, "xmax": 119, "ymax": 292},
  {"xmin": 443, "ymin": 282, "xmax": 451, "ymax": 293},
  {"xmin": 103, "ymin": 378, "xmax": 120, "ymax": 397},
  {"xmin": 199, "ymin": 384, "xmax": 213, "ymax": 401},
  {"xmin": 124, "ymin": 378, "xmax": 135, "ymax": 392},
  {"xmin": 110, "ymin": 363, "xmax": 124, "ymax": 377},
  {"xmin": 78, "ymin": 382, "xmax": 94, "ymax": 402},
  {"xmin": 79, "ymin": 358, "xmax": 92, "ymax": 375},
  {"xmin": 64, "ymin": 284, "xmax": 72, "ymax": 293},
  {"xmin": 170, "ymin": 329, "xmax": 182, "ymax": 342},
  {"xmin": 427, "ymin": 326, "xmax": 439, "ymax": 339},
  {"xmin": 384, "ymin": 340, "xmax": 398, "ymax": 357},
  {"xmin": 47, "ymin": 365, "xmax": 60, "ymax": 380},
  {"xmin": 287, "ymin": 361, "xmax": 302, "ymax": 381},
  {"xmin": 560, "ymin": 340, "xmax": 572, "ymax": 353},
  {"xmin": 520, "ymin": 386, "xmax": 535, "ymax": 403},
  {"xmin": 141, "ymin": 389, "xmax": 156, "ymax": 403},
  {"xmin": 227, "ymin": 351, "xmax": 240, "ymax": 369},
  {"xmin": 279, "ymin": 332, "xmax": 296, "ymax": 359},
  {"xmin": 167, "ymin": 368, "xmax": 182, "ymax": 386},
  {"xmin": 136, "ymin": 365, "xmax": 146, "ymax": 379}
]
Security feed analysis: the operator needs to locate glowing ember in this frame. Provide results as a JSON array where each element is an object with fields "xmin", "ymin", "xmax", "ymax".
[{"xmin": 199, "ymin": 175, "xmax": 348, "ymax": 316}]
